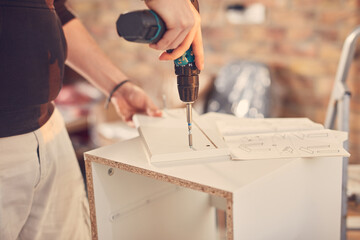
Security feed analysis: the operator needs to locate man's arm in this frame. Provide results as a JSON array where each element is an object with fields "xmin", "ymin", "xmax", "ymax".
[
  {"xmin": 60, "ymin": 0, "xmax": 204, "ymax": 122},
  {"xmin": 62, "ymin": 19, "xmax": 162, "ymax": 123}
]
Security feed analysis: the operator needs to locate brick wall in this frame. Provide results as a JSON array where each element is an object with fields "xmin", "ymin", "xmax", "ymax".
[{"xmin": 68, "ymin": 0, "xmax": 360, "ymax": 163}]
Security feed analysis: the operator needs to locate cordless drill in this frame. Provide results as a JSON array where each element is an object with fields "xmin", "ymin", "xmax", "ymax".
[{"xmin": 116, "ymin": 0, "xmax": 200, "ymax": 148}]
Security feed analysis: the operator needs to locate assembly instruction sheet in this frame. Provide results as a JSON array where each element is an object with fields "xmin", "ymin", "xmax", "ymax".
[{"xmin": 200, "ymin": 113, "xmax": 350, "ymax": 160}]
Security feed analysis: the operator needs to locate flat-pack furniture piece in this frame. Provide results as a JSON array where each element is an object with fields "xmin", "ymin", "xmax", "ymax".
[{"xmin": 85, "ymin": 136, "xmax": 343, "ymax": 240}]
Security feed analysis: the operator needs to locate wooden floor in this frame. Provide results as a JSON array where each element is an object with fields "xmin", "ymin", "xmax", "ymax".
[{"xmin": 347, "ymin": 201, "xmax": 360, "ymax": 240}]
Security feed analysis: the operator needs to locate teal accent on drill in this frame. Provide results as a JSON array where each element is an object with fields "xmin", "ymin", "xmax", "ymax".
[
  {"xmin": 149, "ymin": 10, "xmax": 162, "ymax": 42},
  {"xmin": 174, "ymin": 0, "xmax": 196, "ymax": 67},
  {"xmin": 174, "ymin": 46, "xmax": 195, "ymax": 66}
]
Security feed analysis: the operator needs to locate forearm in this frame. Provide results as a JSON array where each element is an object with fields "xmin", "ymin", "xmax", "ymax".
[{"xmin": 62, "ymin": 19, "xmax": 127, "ymax": 96}]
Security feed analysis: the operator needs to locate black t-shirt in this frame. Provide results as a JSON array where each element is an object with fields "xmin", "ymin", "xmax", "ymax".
[{"xmin": 0, "ymin": 0, "xmax": 74, "ymax": 137}]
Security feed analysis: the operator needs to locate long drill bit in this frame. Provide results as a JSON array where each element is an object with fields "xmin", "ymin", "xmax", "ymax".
[{"xmin": 186, "ymin": 103, "xmax": 193, "ymax": 148}]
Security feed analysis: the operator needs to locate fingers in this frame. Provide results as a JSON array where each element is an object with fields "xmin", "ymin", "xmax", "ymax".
[
  {"xmin": 146, "ymin": 0, "xmax": 203, "ymax": 69},
  {"xmin": 158, "ymin": 25, "xmax": 196, "ymax": 61},
  {"xmin": 128, "ymin": 87, "xmax": 162, "ymax": 118},
  {"xmin": 149, "ymin": 24, "xmax": 190, "ymax": 51},
  {"xmin": 148, "ymin": 3, "xmax": 195, "ymax": 51},
  {"xmin": 158, "ymin": 25, "xmax": 204, "ymax": 70},
  {"xmin": 191, "ymin": 27, "xmax": 204, "ymax": 70},
  {"xmin": 154, "ymin": 4, "xmax": 204, "ymax": 70},
  {"xmin": 145, "ymin": 99, "xmax": 162, "ymax": 117},
  {"xmin": 131, "ymin": 92, "xmax": 162, "ymax": 118},
  {"xmin": 111, "ymin": 84, "xmax": 162, "ymax": 123},
  {"xmin": 119, "ymin": 100, "xmax": 161, "ymax": 123}
]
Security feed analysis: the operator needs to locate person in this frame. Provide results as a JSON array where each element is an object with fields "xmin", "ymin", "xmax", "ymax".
[{"xmin": 0, "ymin": 0, "xmax": 203, "ymax": 239}]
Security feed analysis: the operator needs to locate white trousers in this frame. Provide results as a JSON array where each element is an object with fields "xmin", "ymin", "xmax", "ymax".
[{"xmin": 0, "ymin": 108, "xmax": 91, "ymax": 240}]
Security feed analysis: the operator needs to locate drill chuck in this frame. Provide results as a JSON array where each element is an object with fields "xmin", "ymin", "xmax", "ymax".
[
  {"xmin": 177, "ymin": 75, "xmax": 199, "ymax": 103},
  {"xmin": 175, "ymin": 63, "xmax": 200, "ymax": 103}
]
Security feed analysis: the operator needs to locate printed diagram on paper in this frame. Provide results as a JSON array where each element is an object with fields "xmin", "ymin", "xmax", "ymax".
[
  {"xmin": 216, "ymin": 118, "xmax": 324, "ymax": 136},
  {"xmin": 223, "ymin": 130, "xmax": 349, "ymax": 160},
  {"xmin": 209, "ymin": 117, "xmax": 350, "ymax": 160}
]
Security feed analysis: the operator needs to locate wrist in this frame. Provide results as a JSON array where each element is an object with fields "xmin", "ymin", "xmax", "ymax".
[{"xmin": 104, "ymin": 80, "xmax": 130, "ymax": 108}]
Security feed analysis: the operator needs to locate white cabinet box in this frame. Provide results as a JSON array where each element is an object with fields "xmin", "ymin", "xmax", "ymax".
[{"xmin": 85, "ymin": 137, "xmax": 342, "ymax": 240}]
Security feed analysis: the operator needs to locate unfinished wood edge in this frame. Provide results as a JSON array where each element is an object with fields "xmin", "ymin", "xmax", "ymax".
[
  {"xmin": 85, "ymin": 154, "xmax": 232, "ymax": 200},
  {"xmin": 226, "ymin": 197, "xmax": 234, "ymax": 240},
  {"xmin": 84, "ymin": 156, "xmax": 98, "ymax": 240}
]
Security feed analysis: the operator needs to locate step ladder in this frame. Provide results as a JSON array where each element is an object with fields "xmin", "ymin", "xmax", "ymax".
[{"xmin": 325, "ymin": 26, "xmax": 360, "ymax": 240}]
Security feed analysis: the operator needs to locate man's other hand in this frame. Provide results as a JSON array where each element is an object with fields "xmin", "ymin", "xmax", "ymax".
[{"xmin": 111, "ymin": 81, "xmax": 162, "ymax": 126}]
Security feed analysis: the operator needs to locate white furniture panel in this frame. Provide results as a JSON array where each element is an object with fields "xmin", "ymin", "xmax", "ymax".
[{"xmin": 85, "ymin": 137, "xmax": 343, "ymax": 240}]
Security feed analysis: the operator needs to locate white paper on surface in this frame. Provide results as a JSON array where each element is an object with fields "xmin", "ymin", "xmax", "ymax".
[
  {"xmin": 199, "ymin": 113, "xmax": 350, "ymax": 160},
  {"xmin": 216, "ymin": 118, "xmax": 324, "ymax": 136},
  {"xmin": 224, "ymin": 129, "xmax": 350, "ymax": 160}
]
